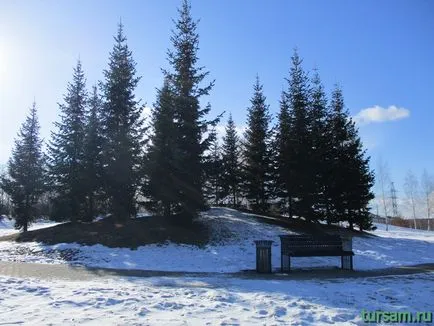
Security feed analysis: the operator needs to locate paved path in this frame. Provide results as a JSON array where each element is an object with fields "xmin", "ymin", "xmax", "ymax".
[{"xmin": 0, "ymin": 261, "xmax": 433, "ymax": 282}]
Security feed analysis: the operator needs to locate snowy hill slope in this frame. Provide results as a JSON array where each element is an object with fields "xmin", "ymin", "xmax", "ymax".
[
  {"xmin": 0, "ymin": 207, "xmax": 433, "ymax": 272},
  {"xmin": 0, "ymin": 217, "xmax": 58, "ymax": 237},
  {"xmin": 0, "ymin": 217, "xmax": 14, "ymax": 234}
]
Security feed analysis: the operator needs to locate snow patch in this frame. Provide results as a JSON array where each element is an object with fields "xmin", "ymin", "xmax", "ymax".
[
  {"xmin": 0, "ymin": 274, "xmax": 432, "ymax": 325},
  {"xmin": 0, "ymin": 208, "xmax": 433, "ymax": 272}
]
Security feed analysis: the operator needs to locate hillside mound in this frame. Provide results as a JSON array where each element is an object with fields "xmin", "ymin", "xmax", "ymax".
[{"xmin": 0, "ymin": 215, "xmax": 211, "ymax": 248}]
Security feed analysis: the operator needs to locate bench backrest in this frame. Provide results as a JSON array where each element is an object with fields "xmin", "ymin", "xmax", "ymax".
[{"xmin": 279, "ymin": 235, "xmax": 343, "ymax": 254}]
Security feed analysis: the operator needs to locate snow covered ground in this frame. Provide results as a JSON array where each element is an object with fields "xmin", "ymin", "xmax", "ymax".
[
  {"xmin": 0, "ymin": 273, "xmax": 432, "ymax": 325},
  {"xmin": 0, "ymin": 217, "xmax": 58, "ymax": 236},
  {"xmin": 0, "ymin": 209, "xmax": 433, "ymax": 325},
  {"xmin": 0, "ymin": 208, "xmax": 433, "ymax": 272}
]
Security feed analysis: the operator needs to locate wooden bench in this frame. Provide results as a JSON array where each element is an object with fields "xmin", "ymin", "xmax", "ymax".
[{"xmin": 279, "ymin": 234, "xmax": 354, "ymax": 272}]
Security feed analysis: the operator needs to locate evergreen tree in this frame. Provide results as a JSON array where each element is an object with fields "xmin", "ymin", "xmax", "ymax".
[
  {"xmin": 164, "ymin": 0, "xmax": 219, "ymax": 219},
  {"xmin": 273, "ymin": 92, "xmax": 293, "ymax": 216},
  {"xmin": 329, "ymin": 86, "xmax": 374, "ymax": 229},
  {"xmin": 243, "ymin": 76, "xmax": 272, "ymax": 213},
  {"xmin": 82, "ymin": 85, "xmax": 103, "ymax": 221},
  {"xmin": 144, "ymin": 79, "xmax": 179, "ymax": 216},
  {"xmin": 309, "ymin": 69, "xmax": 331, "ymax": 222},
  {"xmin": 328, "ymin": 86, "xmax": 347, "ymax": 224},
  {"xmin": 203, "ymin": 130, "xmax": 223, "ymax": 206},
  {"xmin": 48, "ymin": 60, "xmax": 87, "ymax": 222},
  {"xmin": 221, "ymin": 113, "xmax": 242, "ymax": 207},
  {"xmin": 285, "ymin": 50, "xmax": 314, "ymax": 220},
  {"xmin": 100, "ymin": 22, "xmax": 145, "ymax": 221},
  {"xmin": 1, "ymin": 103, "xmax": 46, "ymax": 231},
  {"xmin": 348, "ymin": 125, "xmax": 375, "ymax": 231}
]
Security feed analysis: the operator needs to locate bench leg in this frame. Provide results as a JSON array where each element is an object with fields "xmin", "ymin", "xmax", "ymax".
[
  {"xmin": 281, "ymin": 254, "xmax": 290, "ymax": 272},
  {"xmin": 341, "ymin": 256, "xmax": 353, "ymax": 270}
]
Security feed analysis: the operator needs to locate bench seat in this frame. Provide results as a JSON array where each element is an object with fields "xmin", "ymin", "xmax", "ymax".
[
  {"xmin": 287, "ymin": 250, "xmax": 354, "ymax": 257},
  {"xmin": 279, "ymin": 234, "xmax": 354, "ymax": 271}
]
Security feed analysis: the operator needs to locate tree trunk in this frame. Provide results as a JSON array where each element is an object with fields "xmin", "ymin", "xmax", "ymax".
[
  {"xmin": 214, "ymin": 183, "xmax": 218, "ymax": 206},
  {"xmin": 426, "ymin": 195, "xmax": 431, "ymax": 231},
  {"xmin": 232, "ymin": 189, "xmax": 236, "ymax": 207},
  {"xmin": 163, "ymin": 202, "xmax": 171, "ymax": 217},
  {"xmin": 88, "ymin": 193, "xmax": 94, "ymax": 221},
  {"xmin": 412, "ymin": 199, "xmax": 417, "ymax": 229},
  {"xmin": 288, "ymin": 197, "xmax": 293, "ymax": 218}
]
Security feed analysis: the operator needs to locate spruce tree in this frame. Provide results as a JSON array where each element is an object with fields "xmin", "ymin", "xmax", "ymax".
[
  {"xmin": 328, "ymin": 86, "xmax": 347, "ymax": 223},
  {"xmin": 144, "ymin": 79, "xmax": 179, "ymax": 216},
  {"xmin": 203, "ymin": 131, "xmax": 223, "ymax": 206},
  {"xmin": 273, "ymin": 92, "xmax": 293, "ymax": 216},
  {"xmin": 329, "ymin": 86, "xmax": 374, "ymax": 229},
  {"xmin": 164, "ymin": 0, "xmax": 219, "ymax": 219},
  {"xmin": 347, "ymin": 124, "xmax": 375, "ymax": 231},
  {"xmin": 243, "ymin": 76, "xmax": 272, "ymax": 213},
  {"xmin": 285, "ymin": 50, "xmax": 314, "ymax": 220},
  {"xmin": 1, "ymin": 103, "xmax": 46, "ymax": 231},
  {"xmin": 309, "ymin": 69, "xmax": 331, "ymax": 222},
  {"xmin": 82, "ymin": 85, "xmax": 103, "ymax": 221},
  {"xmin": 221, "ymin": 113, "xmax": 242, "ymax": 207},
  {"xmin": 48, "ymin": 60, "xmax": 87, "ymax": 222},
  {"xmin": 100, "ymin": 23, "xmax": 145, "ymax": 221}
]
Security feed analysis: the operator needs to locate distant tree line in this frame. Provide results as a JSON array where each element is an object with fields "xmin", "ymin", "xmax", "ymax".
[
  {"xmin": 0, "ymin": 0, "xmax": 375, "ymax": 232},
  {"xmin": 375, "ymin": 160, "xmax": 433, "ymax": 231}
]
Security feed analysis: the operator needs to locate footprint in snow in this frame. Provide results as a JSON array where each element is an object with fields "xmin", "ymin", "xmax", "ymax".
[
  {"xmin": 274, "ymin": 306, "xmax": 287, "ymax": 318},
  {"xmin": 138, "ymin": 307, "xmax": 150, "ymax": 316}
]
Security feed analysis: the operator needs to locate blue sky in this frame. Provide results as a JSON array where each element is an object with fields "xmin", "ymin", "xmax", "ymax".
[{"xmin": 1, "ymin": 0, "xmax": 433, "ymax": 203}]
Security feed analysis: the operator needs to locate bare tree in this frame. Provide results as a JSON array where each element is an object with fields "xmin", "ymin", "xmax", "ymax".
[
  {"xmin": 0, "ymin": 164, "xmax": 10, "ymax": 216},
  {"xmin": 404, "ymin": 170, "xmax": 419, "ymax": 229},
  {"xmin": 377, "ymin": 157, "xmax": 391, "ymax": 230},
  {"xmin": 421, "ymin": 169, "xmax": 433, "ymax": 230}
]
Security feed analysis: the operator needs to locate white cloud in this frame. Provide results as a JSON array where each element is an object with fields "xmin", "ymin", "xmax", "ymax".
[
  {"xmin": 215, "ymin": 124, "xmax": 246, "ymax": 141},
  {"xmin": 354, "ymin": 105, "xmax": 410, "ymax": 125},
  {"xmin": 142, "ymin": 106, "xmax": 152, "ymax": 117}
]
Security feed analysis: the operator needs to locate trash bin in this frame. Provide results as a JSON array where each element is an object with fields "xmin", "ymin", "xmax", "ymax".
[
  {"xmin": 254, "ymin": 240, "xmax": 273, "ymax": 273},
  {"xmin": 341, "ymin": 236, "xmax": 353, "ymax": 270}
]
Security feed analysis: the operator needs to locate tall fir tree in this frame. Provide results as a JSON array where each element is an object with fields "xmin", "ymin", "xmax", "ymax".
[
  {"xmin": 164, "ymin": 0, "xmax": 219, "ymax": 219},
  {"xmin": 203, "ymin": 130, "xmax": 223, "ymax": 205},
  {"xmin": 328, "ymin": 86, "xmax": 347, "ymax": 224},
  {"xmin": 48, "ymin": 60, "xmax": 87, "ymax": 222},
  {"xmin": 328, "ymin": 86, "xmax": 374, "ymax": 229},
  {"xmin": 144, "ymin": 79, "xmax": 180, "ymax": 216},
  {"xmin": 273, "ymin": 92, "xmax": 293, "ymax": 216},
  {"xmin": 100, "ymin": 22, "xmax": 145, "ymax": 221},
  {"xmin": 243, "ymin": 76, "xmax": 272, "ymax": 213},
  {"xmin": 1, "ymin": 103, "xmax": 46, "ymax": 231},
  {"xmin": 309, "ymin": 69, "xmax": 331, "ymax": 221},
  {"xmin": 82, "ymin": 85, "xmax": 103, "ymax": 221},
  {"xmin": 346, "ymin": 122, "xmax": 375, "ymax": 231},
  {"xmin": 221, "ymin": 113, "xmax": 242, "ymax": 207},
  {"xmin": 285, "ymin": 50, "xmax": 315, "ymax": 220}
]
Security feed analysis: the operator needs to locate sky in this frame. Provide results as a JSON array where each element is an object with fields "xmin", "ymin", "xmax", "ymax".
[{"xmin": 0, "ymin": 0, "xmax": 433, "ymax": 212}]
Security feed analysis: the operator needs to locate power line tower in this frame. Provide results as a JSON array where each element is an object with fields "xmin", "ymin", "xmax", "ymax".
[{"xmin": 390, "ymin": 182, "xmax": 399, "ymax": 218}]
